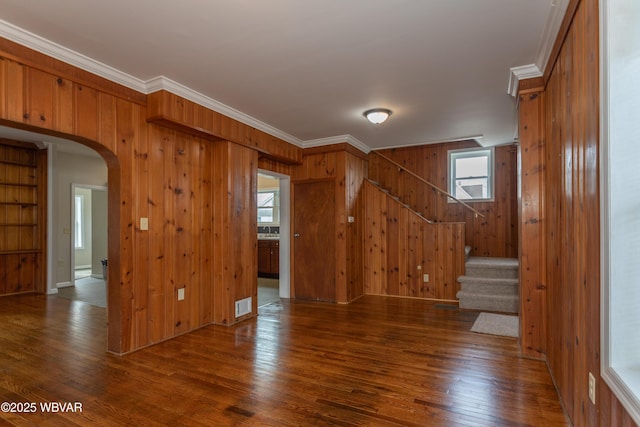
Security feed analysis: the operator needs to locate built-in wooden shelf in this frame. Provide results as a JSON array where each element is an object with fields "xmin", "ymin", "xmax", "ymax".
[
  {"xmin": 1, "ymin": 141, "xmax": 44, "ymax": 284},
  {"xmin": 0, "ymin": 250, "xmax": 40, "ymax": 255},
  {"xmin": 0, "ymin": 182, "xmax": 38, "ymax": 188},
  {"xmin": 0, "ymin": 202, "xmax": 38, "ymax": 206}
]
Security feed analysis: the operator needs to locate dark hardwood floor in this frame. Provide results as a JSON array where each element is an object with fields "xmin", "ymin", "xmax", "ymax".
[{"xmin": 0, "ymin": 294, "xmax": 568, "ymax": 426}]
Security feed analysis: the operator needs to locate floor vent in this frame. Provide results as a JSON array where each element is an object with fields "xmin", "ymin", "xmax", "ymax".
[{"xmin": 235, "ymin": 297, "xmax": 252, "ymax": 318}]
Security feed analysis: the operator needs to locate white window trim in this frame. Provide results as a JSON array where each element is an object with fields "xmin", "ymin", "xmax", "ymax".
[
  {"xmin": 447, "ymin": 146, "xmax": 495, "ymax": 203},
  {"xmin": 600, "ymin": 0, "xmax": 640, "ymax": 424},
  {"xmin": 257, "ymin": 189, "xmax": 280, "ymax": 225},
  {"xmin": 74, "ymin": 194, "xmax": 85, "ymax": 250}
]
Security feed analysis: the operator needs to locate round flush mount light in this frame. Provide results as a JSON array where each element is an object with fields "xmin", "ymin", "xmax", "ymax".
[{"xmin": 363, "ymin": 108, "xmax": 392, "ymax": 124}]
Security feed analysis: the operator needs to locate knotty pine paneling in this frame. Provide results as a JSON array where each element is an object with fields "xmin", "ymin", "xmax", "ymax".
[
  {"xmin": 543, "ymin": 0, "xmax": 611, "ymax": 424},
  {"xmin": 345, "ymin": 152, "xmax": 367, "ymax": 302},
  {"xmin": 0, "ymin": 37, "xmax": 146, "ymax": 106},
  {"xmin": 292, "ymin": 145, "xmax": 367, "ymax": 303},
  {"xmin": 147, "ymin": 90, "xmax": 302, "ymax": 165},
  {"xmin": 369, "ymin": 140, "xmax": 518, "ymax": 258},
  {"xmin": 518, "ymin": 91, "xmax": 547, "ymax": 360},
  {"xmin": 364, "ymin": 180, "xmax": 465, "ymax": 301},
  {"xmin": 213, "ymin": 141, "xmax": 258, "ymax": 325},
  {"xmin": 258, "ymin": 156, "xmax": 292, "ymax": 176},
  {"xmin": 521, "ymin": 0, "xmax": 636, "ymax": 424},
  {"xmin": 0, "ymin": 253, "xmax": 37, "ymax": 294},
  {"xmin": 0, "ymin": 44, "xmax": 267, "ymax": 354}
]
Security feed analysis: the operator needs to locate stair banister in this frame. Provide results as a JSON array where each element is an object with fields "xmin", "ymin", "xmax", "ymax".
[{"xmin": 371, "ymin": 150, "xmax": 486, "ymax": 219}]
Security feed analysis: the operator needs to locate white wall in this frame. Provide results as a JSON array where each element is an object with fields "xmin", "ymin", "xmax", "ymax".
[
  {"xmin": 53, "ymin": 149, "xmax": 107, "ymax": 287},
  {"xmin": 74, "ymin": 187, "xmax": 93, "ymax": 268}
]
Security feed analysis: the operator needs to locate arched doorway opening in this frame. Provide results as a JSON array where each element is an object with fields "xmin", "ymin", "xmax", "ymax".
[{"xmin": 0, "ymin": 124, "xmax": 120, "ymax": 348}]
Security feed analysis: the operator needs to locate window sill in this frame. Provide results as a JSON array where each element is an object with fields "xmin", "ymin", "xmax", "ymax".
[
  {"xmin": 602, "ymin": 366, "xmax": 640, "ymax": 425},
  {"xmin": 447, "ymin": 198, "xmax": 494, "ymax": 204}
]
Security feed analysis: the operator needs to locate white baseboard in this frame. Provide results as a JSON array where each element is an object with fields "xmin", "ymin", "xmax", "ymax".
[{"xmin": 56, "ymin": 281, "xmax": 72, "ymax": 288}]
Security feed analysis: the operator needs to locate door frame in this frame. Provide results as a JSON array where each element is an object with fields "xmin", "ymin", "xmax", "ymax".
[
  {"xmin": 257, "ymin": 169, "xmax": 291, "ymax": 299},
  {"xmin": 70, "ymin": 183, "xmax": 108, "ymax": 287}
]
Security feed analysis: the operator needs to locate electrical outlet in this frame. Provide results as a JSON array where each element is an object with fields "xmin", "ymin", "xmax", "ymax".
[
  {"xmin": 423, "ymin": 274, "xmax": 429, "ymax": 282},
  {"xmin": 140, "ymin": 217, "xmax": 149, "ymax": 231},
  {"xmin": 177, "ymin": 288, "xmax": 185, "ymax": 301},
  {"xmin": 588, "ymin": 372, "xmax": 596, "ymax": 404}
]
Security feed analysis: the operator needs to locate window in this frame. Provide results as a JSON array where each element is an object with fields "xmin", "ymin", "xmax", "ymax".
[
  {"xmin": 601, "ymin": 0, "xmax": 640, "ymax": 423},
  {"xmin": 448, "ymin": 147, "xmax": 494, "ymax": 201},
  {"xmin": 74, "ymin": 194, "xmax": 84, "ymax": 249},
  {"xmin": 258, "ymin": 190, "xmax": 279, "ymax": 224}
]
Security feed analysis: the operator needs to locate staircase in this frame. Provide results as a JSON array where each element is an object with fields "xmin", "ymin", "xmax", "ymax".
[{"xmin": 456, "ymin": 257, "xmax": 519, "ymax": 313}]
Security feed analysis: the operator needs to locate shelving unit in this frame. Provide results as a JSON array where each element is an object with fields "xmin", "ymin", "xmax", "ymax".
[
  {"xmin": 0, "ymin": 148, "xmax": 40, "ymax": 254},
  {"xmin": 0, "ymin": 140, "xmax": 46, "ymax": 295}
]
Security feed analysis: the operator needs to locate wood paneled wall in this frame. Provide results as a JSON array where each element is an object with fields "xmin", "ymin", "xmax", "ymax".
[
  {"xmin": 369, "ymin": 140, "xmax": 518, "ymax": 258},
  {"xmin": 543, "ymin": 0, "xmax": 608, "ymax": 424},
  {"xmin": 520, "ymin": 0, "xmax": 636, "ymax": 424},
  {"xmin": 364, "ymin": 180, "xmax": 465, "ymax": 301},
  {"xmin": 518, "ymin": 91, "xmax": 547, "ymax": 360},
  {"xmin": 291, "ymin": 143, "xmax": 368, "ymax": 303},
  {"xmin": 345, "ymin": 151, "xmax": 367, "ymax": 302},
  {"xmin": 213, "ymin": 141, "xmax": 258, "ymax": 324},
  {"xmin": 148, "ymin": 90, "xmax": 302, "ymax": 165},
  {"xmin": 0, "ymin": 40, "xmax": 291, "ymax": 354}
]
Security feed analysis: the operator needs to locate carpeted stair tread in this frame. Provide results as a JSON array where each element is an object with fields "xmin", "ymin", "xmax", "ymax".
[
  {"xmin": 465, "ymin": 256, "xmax": 519, "ymax": 268},
  {"xmin": 458, "ymin": 276, "xmax": 519, "ymax": 295},
  {"xmin": 464, "ymin": 256, "xmax": 519, "ymax": 279},
  {"xmin": 458, "ymin": 276, "xmax": 519, "ymax": 285},
  {"xmin": 457, "ymin": 256, "xmax": 520, "ymax": 313},
  {"xmin": 457, "ymin": 292, "xmax": 519, "ymax": 314}
]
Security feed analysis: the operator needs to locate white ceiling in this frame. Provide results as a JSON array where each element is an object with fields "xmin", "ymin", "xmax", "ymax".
[{"xmin": 0, "ymin": 1, "xmax": 565, "ymax": 151}]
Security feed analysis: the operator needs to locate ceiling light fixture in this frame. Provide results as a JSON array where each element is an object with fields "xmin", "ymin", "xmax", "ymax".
[{"xmin": 363, "ymin": 108, "xmax": 392, "ymax": 124}]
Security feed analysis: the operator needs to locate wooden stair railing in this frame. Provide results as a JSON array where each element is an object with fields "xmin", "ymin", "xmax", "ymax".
[{"xmin": 371, "ymin": 150, "xmax": 485, "ymax": 219}]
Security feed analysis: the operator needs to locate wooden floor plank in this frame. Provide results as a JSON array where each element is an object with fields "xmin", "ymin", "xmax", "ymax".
[{"xmin": 0, "ymin": 294, "xmax": 568, "ymax": 426}]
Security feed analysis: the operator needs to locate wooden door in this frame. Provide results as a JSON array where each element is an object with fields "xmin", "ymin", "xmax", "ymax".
[{"xmin": 293, "ymin": 180, "xmax": 335, "ymax": 302}]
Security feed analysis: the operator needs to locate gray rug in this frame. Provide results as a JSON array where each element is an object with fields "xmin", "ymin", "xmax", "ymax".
[
  {"xmin": 471, "ymin": 312, "xmax": 519, "ymax": 338},
  {"xmin": 57, "ymin": 277, "xmax": 106, "ymax": 308}
]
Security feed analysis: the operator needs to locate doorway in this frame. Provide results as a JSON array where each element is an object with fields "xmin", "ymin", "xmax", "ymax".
[
  {"xmin": 71, "ymin": 185, "xmax": 108, "ymax": 281},
  {"xmin": 257, "ymin": 170, "xmax": 290, "ymax": 307},
  {"xmin": 61, "ymin": 184, "xmax": 108, "ymax": 307}
]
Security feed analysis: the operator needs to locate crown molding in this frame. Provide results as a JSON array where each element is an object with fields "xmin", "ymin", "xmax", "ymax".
[
  {"xmin": 507, "ymin": 0, "xmax": 570, "ymax": 98},
  {"xmin": 507, "ymin": 64, "xmax": 543, "ymax": 98},
  {"xmin": 0, "ymin": 19, "xmax": 304, "ymax": 147},
  {"xmin": 302, "ymin": 135, "xmax": 371, "ymax": 154},
  {"xmin": 0, "ymin": 20, "xmax": 148, "ymax": 92},
  {"xmin": 145, "ymin": 76, "xmax": 303, "ymax": 146},
  {"xmin": 536, "ymin": 0, "xmax": 570, "ymax": 73}
]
